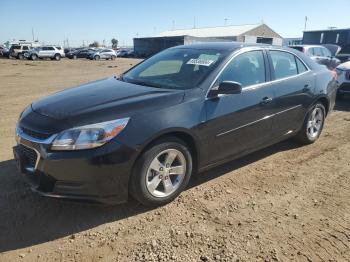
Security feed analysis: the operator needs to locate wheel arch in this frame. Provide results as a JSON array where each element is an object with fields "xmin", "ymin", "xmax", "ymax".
[
  {"xmin": 315, "ymin": 95, "xmax": 330, "ymax": 115},
  {"xmin": 133, "ymin": 129, "xmax": 200, "ymax": 175}
]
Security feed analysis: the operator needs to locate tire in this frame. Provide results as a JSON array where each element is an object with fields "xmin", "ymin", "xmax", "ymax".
[
  {"xmin": 130, "ymin": 137, "xmax": 193, "ymax": 206},
  {"xmin": 73, "ymin": 55, "xmax": 77, "ymax": 59},
  {"xmin": 18, "ymin": 53, "xmax": 24, "ymax": 60},
  {"xmin": 54, "ymin": 54, "xmax": 61, "ymax": 61},
  {"xmin": 31, "ymin": 54, "xmax": 38, "ymax": 61},
  {"xmin": 111, "ymin": 55, "xmax": 116, "ymax": 60},
  {"xmin": 294, "ymin": 103, "xmax": 326, "ymax": 144},
  {"xmin": 94, "ymin": 55, "xmax": 100, "ymax": 60}
]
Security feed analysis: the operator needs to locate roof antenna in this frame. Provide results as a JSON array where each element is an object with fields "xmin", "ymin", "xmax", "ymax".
[{"xmin": 193, "ymin": 16, "xmax": 196, "ymax": 29}]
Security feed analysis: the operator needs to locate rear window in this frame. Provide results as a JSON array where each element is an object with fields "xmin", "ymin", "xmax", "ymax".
[
  {"xmin": 56, "ymin": 46, "xmax": 62, "ymax": 50},
  {"xmin": 11, "ymin": 45, "xmax": 21, "ymax": 49}
]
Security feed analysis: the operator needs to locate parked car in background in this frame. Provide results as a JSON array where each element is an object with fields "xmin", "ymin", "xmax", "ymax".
[
  {"xmin": 116, "ymin": 49, "xmax": 134, "ymax": 58},
  {"xmin": 66, "ymin": 48, "xmax": 95, "ymax": 59},
  {"xmin": 8, "ymin": 44, "xmax": 32, "ymax": 59},
  {"xmin": 0, "ymin": 45, "xmax": 9, "ymax": 57},
  {"xmin": 14, "ymin": 43, "xmax": 338, "ymax": 206},
  {"xmin": 336, "ymin": 61, "xmax": 350, "ymax": 98},
  {"xmin": 24, "ymin": 46, "xmax": 65, "ymax": 60},
  {"xmin": 336, "ymin": 45, "xmax": 350, "ymax": 63},
  {"xmin": 88, "ymin": 49, "xmax": 117, "ymax": 60},
  {"xmin": 289, "ymin": 45, "xmax": 341, "ymax": 70}
]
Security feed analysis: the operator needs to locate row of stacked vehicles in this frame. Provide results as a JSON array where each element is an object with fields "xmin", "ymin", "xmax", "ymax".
[{"xmin": 0, "ymin": 41, "xmax": 134, "ymax": 61}]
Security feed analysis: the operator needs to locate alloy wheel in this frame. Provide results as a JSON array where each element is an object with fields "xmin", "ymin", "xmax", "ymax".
[
  {"xmin": 145, "ymin": 149, "xmax": 186, "ymax": 198},
  {"xmin": 306, "ymin": 107, "xmax": 324, "ymax": 140}
]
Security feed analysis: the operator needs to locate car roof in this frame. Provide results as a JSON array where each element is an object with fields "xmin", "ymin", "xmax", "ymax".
[{"xmin": 172, "ymin": 42, "xmax": 292, "ymax": 52}]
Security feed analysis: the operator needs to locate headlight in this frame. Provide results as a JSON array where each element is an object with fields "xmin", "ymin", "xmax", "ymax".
[{"xmin": 51, "ymin": 118, "xmax": 129, "ymax": 151}]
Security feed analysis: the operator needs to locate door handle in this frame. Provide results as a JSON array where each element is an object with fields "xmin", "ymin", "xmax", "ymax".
[{"xmin": 260, "ymin": 97, "xmax": 273, "ymax": 105}]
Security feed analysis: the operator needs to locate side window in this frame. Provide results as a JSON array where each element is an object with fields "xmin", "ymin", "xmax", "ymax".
[
  {"xmin": 22, "ymin": 46, "xmax": 29, "ymax": 50},
  {"xmin": 296, "ymin": 57, "xmax": 308, "ymax": 74},
  {"xmin": 42, "ymin": 47, "xmax": 47, "ymax": 51},
  {"xmin": 322, "ymin": 47, "xmax": 331, "ymax": 57},
  {"xmin": 313, "ymin": 47, "xmax": 323, "ymax": 57},
  {"xmin": 47, "ymin": 47, "xmax": 55, "ymax": 51},
  {"xmin": 270, "ymin": 51, "xmax": 298, "ymax": 80},
  {"xmin": 217, "ymin": 51, "xmax": 265, "ymax": 88},
  {"xmin": 307, "ymin": 48, "xmax": 315, "ymax": 56}
]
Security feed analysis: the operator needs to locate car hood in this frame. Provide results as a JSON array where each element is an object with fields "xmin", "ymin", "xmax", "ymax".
[
  {"xmin": 337, "ymin": 61, "xmax": 350, "ymax": 70},
  {"xmin": 31, "ymin": 77, "xmax": 185, "ymax": 125}
]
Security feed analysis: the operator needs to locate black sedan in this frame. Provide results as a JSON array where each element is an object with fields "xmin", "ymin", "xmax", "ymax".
[
  {"xmin": 14, "ymin": 43, "xmax": 338, "ymax": 206},
  {"xmin": 66, "ymin": 48, "xmax": 95, "ymax": 59}
]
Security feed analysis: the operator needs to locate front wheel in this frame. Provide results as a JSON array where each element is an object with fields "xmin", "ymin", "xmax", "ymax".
[
  {"xmin": 130, "ymin": 137, "xmax": 193, "ymax": 206},
  {"xmin": 295, "ymin": 103, "xmax": 325, "ymax": 144},
  {"xmin": 94, "ymin": 55, "xmax": 100, "ymax": 60},
  {"xmin": 31, "ymin": 54, "xmax": 38, "ymax": 60}
]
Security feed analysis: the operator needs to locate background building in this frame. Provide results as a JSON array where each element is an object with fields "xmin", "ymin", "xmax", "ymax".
[
  {"xmin": 303, "ymin": 28, "xmax": 350, "ymax": 57},
  {"xmin": 134, "ymin": 23, "xmax": 283, "ymax": 57}
]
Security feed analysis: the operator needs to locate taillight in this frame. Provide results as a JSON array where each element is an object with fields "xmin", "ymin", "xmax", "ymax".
[{"xmin": 331, "ymin": 69, "xmax": 337, "ymax": 80}]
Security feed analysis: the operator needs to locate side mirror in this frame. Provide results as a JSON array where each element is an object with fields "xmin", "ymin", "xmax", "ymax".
[{"xmin": 208, "ymin": 81, "xmax": 242, "ymax": 98}]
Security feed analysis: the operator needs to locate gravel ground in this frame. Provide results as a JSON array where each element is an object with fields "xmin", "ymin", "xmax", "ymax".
[{"xmin": 0, "ymin": 58, "xmax": 349, "ymax": 262}]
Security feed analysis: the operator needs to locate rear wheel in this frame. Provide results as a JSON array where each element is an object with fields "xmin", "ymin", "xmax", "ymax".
[
  {"xmin": 130, "ymin": 137, "xmax": 193, "ymax": 206},
  {"xmin": 94, "ymin": 55, "xmax": 100, "ymax": 60},
  {"xmin": 18, "ymin": 53, "xmax": 24, "ymax": 60},
  {"xmin": 54, "ymin": 54, "xmax": 61, "ymax": 61},
  {"xmin": 295, "ymin": 103, "xmax": 325, "ymax": 144},
  {"xmin": 111, "ymin": 55, "xmax": 116, "ymax": 60}
]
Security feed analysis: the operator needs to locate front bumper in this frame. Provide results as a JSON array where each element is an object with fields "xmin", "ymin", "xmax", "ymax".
[{"xmin": 13, "ymin": 126, "xmax": 138, "ymax": 205}]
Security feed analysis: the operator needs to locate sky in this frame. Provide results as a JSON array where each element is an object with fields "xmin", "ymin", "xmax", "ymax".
[{"xmin": 1, "ymin": 0, "xmax": 349, "ymax": 47}]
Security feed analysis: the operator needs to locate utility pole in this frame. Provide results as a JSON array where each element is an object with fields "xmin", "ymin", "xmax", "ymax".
[
  {"xmin": 304, "ymin": 16, "xmax": 308, "ymax": 31},
  {"xmin": 193, "ymin": 16, "xmax": 196, "ymax": 29},
  {"xmin": 224, "ymin": 18, "xmax": 228, "ymax": 26},
  {"xmin": 32, "ymin": 27, "xmax": 35, "ymax": 41}
]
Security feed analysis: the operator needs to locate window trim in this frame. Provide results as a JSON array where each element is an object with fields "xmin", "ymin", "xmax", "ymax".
[
  {"xmin": 206, "ymin": 48, "xmax": 311, "ymax": 99},
  {"xmin": 206, "ymin": 49, "xmax": 267, "ymax": 97}
]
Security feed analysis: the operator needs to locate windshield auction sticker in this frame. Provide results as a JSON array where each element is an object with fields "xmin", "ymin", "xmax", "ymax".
[{"xmin": 186, "ymin": 59, "xmax": 214, "ymax": 66}]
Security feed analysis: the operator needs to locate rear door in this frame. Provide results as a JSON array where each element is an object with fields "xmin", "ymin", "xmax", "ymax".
[
  {"xmin": 205, "ymin": 50, "xmax": 275, "ymax": 164},
  {"xmin": 46, "ymin": 47, "xmax": 55, "ymax": 57},
  {"xmin": 266, "ymin": 50, "xmax": 314, "ymax": 137}
]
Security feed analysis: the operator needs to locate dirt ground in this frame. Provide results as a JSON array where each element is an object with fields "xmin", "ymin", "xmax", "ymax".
[{"xmin": 0, "ymin": 58, "xmax": 349, "ymax": 262}]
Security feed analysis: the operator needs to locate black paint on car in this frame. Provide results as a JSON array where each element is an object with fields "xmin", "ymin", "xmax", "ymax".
[{"xmin": 14, "ymin": 43, "xmax": 338, "ymax": 206}]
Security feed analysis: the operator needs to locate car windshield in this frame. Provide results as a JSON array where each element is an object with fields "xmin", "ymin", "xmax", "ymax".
[{"xmin": 122, "ymin": 48, "xmax": 229, "ymax": 90}]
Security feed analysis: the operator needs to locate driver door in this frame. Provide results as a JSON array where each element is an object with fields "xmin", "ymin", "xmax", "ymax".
[{"xmin": 204, "ymin": 50, "xmax": 275, "ymax": 164}]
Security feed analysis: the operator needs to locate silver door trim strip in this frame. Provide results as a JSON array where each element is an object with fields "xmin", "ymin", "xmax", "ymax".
[
  {"xmin": 216, "ymin": 104, "xmax": 302, "ymax": 137},
  {"xmin": 206, "ymin": 48, "xmax": 312, "ymax": 99}
]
